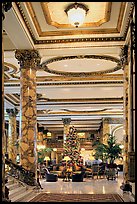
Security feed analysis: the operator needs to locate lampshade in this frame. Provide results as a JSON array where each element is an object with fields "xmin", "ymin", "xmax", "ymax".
[
  {"xmin": 37, "ymin": 145, "xmax": 45, "ymax": 150},
  {"xmin": 65, "ymin": 3, "xmax": 89, "ymax": 28},
  {"xmin": 44, "ymin": 156, "xmax": 50, "ymax": 161},
  {"xmin": 63, "ymin": 156, "xmax": 71, "ymax": 161}
]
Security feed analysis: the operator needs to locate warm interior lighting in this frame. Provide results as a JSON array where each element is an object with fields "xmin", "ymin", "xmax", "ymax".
[
  {"xmin": 81, "ymin": 148, "xmax": 85, "ymax": 151},
  {"xmin": 37, "ymin": 145, "xmax": 45, "ymax": 150},
  {"xmin": 65, "ymin": 2, "xmax": 89, "ymax": 28},
  {"xmin": 53, "ymin": 148, "xmax": 57, "ymax": 152},
  {"xmin": 63, "ymin": 156, "xmax": 71, "ymax": 161},
  {"xmin": 119, "ymin": 144, "xmax": 124, "ymax": 149},
  {"xmin": 44, "ymin": 156, "xmax": 50, "ymax": 161}
]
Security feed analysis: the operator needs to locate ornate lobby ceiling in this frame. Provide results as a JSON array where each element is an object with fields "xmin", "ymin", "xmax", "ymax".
[{"xmin": 3, "ymin": 2, "xmax": 134, "ymax": 133}]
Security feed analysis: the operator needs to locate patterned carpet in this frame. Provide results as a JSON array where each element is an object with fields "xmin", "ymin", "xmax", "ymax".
[{"xmin": 29, "ymin": 193, "xmax": 124, "ymax": 202}]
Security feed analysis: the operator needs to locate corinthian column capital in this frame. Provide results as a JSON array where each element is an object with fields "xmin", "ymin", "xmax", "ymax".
[
  {"xmin": 62, "ymin": 118, "xmax": 71, "ymax": 125},
  {"xmin": 15, "ymin": 50, "xmax": 41, "ymax": 69},
  {"xmin": 6, "ymin": 108, "xmax": 18, "ymax": 117},
  {"xmin": 119, "ymin": 45, "xmax": 129, "ymax": 70}
]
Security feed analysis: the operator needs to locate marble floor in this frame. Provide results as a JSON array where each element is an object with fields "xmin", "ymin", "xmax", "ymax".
[{"xmin": 27, "ymin": 172, "xmax": 135, "ymax": 202}]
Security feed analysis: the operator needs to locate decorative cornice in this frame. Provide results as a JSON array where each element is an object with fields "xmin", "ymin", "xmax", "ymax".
[
  {"xmin": 62, "ymin": 118, "xmax": 71, "ymax": 125},
  {"xmin": 15, "ymin": 2, "xmax": 134, "ymax": 44},
  {"xmin": 15, "ymin": 50, "xmax": 41, "ymax": 69},
  {"xmin": 41, "ymin": 55, "xmax": 121, "ymax": 77},
  {"xmin": 4, "ymin": 81, "xmax": 123, "ymax": 87}
]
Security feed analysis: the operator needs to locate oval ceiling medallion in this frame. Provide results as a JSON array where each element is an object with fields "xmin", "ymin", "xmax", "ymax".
[{"xmin": 41, "ymin": 55, "xmax": 121, "ymax": 77}]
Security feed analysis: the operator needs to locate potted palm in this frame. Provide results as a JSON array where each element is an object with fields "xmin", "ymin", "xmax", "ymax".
[
  {"xmin": 93, "ymin": 133, "xmax": 123, "ymax": 180},
  {"xmin": 93, "ymin": 133, "xmax": 122, "ymax": 165}
]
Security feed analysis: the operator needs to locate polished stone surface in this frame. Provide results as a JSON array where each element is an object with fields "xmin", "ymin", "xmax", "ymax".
[{"xmin": 26, "ymin": 172, "xmax": 135, "ymax": 202}]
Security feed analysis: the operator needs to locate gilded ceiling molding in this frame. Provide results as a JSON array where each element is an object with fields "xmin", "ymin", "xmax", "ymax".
[
  {"xmin": 37, "ymin": 74, "xmax": 123, "ymax": 82},
  {"xmin": 123, "ymin": 2, "xmax": 135, "ymax": 39},
  {"xmin": 43, "ymin": 97, "xmax": 123, "ymax": 102},
  {"xmin": 4, "ymin": 81, "xmax": 123, "ymax": 87},
  {"xmin": 4, "ymin": 95, "xmax": 18, "ymax": 107},
  {"xmin": 15, "ymin": 2, "xmax": 133, "ymax": 44},
  {"xmin": 41, "ymin": 55, "xmax": 121, "ymax": 77},
  {"xmin": 41, "ymin": 2, "xmax": 112, "ymax": 28},
  {"xmin": 4, "ymin": 62, "xmax": 18, "ymax": 74},
  {"xmin": 60, "ymin": 108, "xmax": 112, "ymax": 113},
  {"xmin": 38, "ymin": 110, "xmax": 123, "ymax": 115}
]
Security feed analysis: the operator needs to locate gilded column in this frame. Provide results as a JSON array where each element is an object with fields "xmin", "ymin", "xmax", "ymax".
[
  {"xmin": 15, "ymin": 50, "xmax": 41, "ymax": 181},
  {"xmin": 102, "ymin": 118, "xmax": 110, "ymax": 144},
  {"xmin": 62, "ymin": 118, "xmax": 71, "ymax": 143},
  {"xmin": 37, "ymin": 127, "xmax": 44, "ymax": 146},
  {"xmin": 2, "ymin": 2, "xmax": 12, "ymax": 202},
  {"xmin": 6, "ymin": 108, "xmax": 18, "ymax": 163},
  {"xmin": 120, "ymin": 45, "xmax": 131, "ymax": 191}
]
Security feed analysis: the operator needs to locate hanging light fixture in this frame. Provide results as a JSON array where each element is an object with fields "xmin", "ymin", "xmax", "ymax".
[{"xmin": 65, "ymin": 2, "xmax": 89, "ymax": 28}]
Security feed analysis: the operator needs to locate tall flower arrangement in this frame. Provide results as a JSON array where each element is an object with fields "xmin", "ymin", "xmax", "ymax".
[{"xmin": 63, "ymin": 126, "xmax": 81, "ymax": 165}]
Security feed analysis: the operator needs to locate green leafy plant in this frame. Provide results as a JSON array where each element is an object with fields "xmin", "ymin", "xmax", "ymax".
[
  {"xmin": 37, "ymin": 147, "xmax": 53, "ymax": 163},
  {"xmin": 93, "ymin": 133, "xmax": 122, "ymax": 164}
]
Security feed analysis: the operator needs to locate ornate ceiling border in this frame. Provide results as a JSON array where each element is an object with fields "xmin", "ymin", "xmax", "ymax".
[
  {"xmin": 4, "ymin": 80, "xmax": 123, "ymax": 87},
  {"xmin": 41, "ymin": 2, "xmax": 112, "ymax": 28},
  {"xmin": 41, "ymin": 55, "xmax": 121, "ymax": 77},
  {"xmin": 4, "ymin": 62, "xmax": 18, "ymax": 74},
  {"xmin": 15, "ymin": 2, "xmax": 135, "ymax": 44}
]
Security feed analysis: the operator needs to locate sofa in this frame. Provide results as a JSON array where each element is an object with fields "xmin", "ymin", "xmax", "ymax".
[
  {"xmin": 72, "ymin": 172, "xmax": 85, "ymax": 182},
  {"xmin": 45, "ymin": 172, "xmax": 58, "ymax": 182}
]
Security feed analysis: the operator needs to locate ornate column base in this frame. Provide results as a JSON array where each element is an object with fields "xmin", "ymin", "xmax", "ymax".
[{"xmin": 120, "ymin": 182, "xmax": 132, "ymax": 192}]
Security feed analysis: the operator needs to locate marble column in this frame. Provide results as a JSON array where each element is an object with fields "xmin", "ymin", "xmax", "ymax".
[
  {"xmin": 62, "ymin": 118, "xmax": 71, "ymax": 143},
  {"xmin": 37, "ymin": 127, "xmax": 44, "ymax": 146},
  {"xmin": 2, "ymin": 2, "xmax": 12, "ymax": 201},
  {"xmin": 120, "ymin": 45, "xmax": 131, "ymax": 191},
  {"xmin": 6, "ymin": 108, "xmax": 18, "ymax": 163},
  {"xmin": 102, "ymin": 118, "xmax": 110, "ymax": 144},
  {"xmin": 15, "ymin": 50, "xmax": 41, "ymax": 181},
  {"xmin": 56, "ymin": 152, "xmax": 59, "ymax": 164}
]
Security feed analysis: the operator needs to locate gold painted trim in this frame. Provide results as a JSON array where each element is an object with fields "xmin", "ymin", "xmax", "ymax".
[
  {"xmin": 37, "ymin": 74, "xmax": 123, "ymax": 82},
  {"xmin": 22, "ymin": 2, "xmax": 118, "ymax": 36},
  {"xmin": 4, "ymin": 62, "xmax": 18, "ymax": 74},
  {"xmin": 15, "ymin": 2, "xmax": 134, "ymax": 43},
  {"xmin": 117, "ymin": 2, "xmax": 126, "ymax": 32},
  {"xmin": 4, "ymin": 80, "xmax": 123, "ymax": 87},
  {"xmin": 41, "ymin": 55, "xmax": 121, "ymax": 77},
  {"xmin": 41, "ymin": 2, "xmax": 111, "ymax": 28}
]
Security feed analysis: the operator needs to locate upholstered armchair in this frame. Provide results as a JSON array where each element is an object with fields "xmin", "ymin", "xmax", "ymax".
[
  {"xmin": 72, "ymin": 172, "xmax": 85, "ymax": 182},
  {"xmin": 45, "ymin": 172, "xmax": 58, "ymax": 182}
]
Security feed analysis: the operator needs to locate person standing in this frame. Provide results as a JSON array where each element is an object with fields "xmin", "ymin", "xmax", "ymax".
[{"xmin": 37, "ymin": 169, "xmax": 43, "ymax": 189}]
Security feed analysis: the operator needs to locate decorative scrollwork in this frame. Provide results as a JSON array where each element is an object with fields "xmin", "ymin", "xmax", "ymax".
[
  {"xmin": 15, "ymin": 50, "xmax": 41, "ymax": 69},
  {"xmin": 41, "ymin": 55, "xmax": 121, "ymax": 77}
]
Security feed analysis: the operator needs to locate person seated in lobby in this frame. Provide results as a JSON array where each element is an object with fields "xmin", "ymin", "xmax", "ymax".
[{"xmin": 92, "ymin": 158, "xmax": 102, "ymax": 165}]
